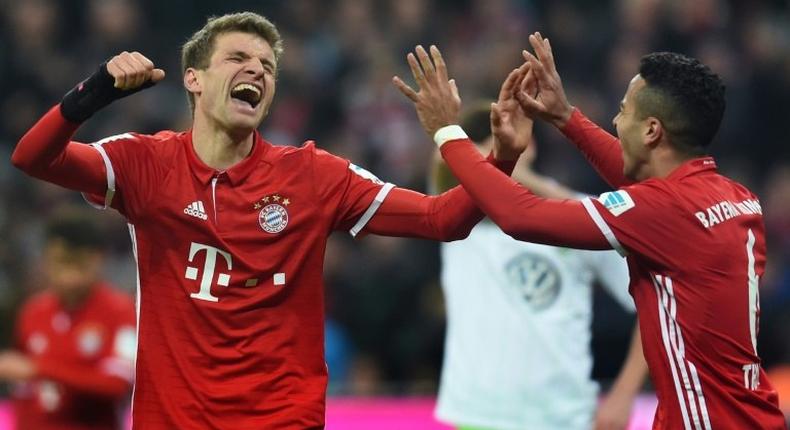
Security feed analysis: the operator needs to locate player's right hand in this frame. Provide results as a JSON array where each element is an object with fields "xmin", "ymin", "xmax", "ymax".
[
  {"xmin": 515, "ymin": 32, "xmax": 574, "ymax": 130},
  {"xmin": 107, "ymin": 51, "xmax": 166, "ymax": 91}
]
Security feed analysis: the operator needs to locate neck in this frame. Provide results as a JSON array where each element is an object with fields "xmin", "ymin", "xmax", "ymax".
[
  {"xmin": 57, "ymin": 285, "xmax": 95, "ymax": 311},
  {"xmin": 192, "ymin": 115, "xmax": 255, "ymax": 171},
  {"xmin": 641, "ymin": 146, "xmax": 698, "ymax": 180}
]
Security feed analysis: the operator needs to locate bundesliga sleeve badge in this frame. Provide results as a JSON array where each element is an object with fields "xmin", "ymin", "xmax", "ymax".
[
  {"xmin": 597, "ymin": 190, "xmax": 636, "ymax": 216},
  {"xmin": 254, "ymin": 194, "xmax": 290, "ymax": 233}
]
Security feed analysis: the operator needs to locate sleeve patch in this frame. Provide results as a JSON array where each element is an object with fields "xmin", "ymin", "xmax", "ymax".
[
  {"xmin": 597, "ymin": 190, "xmax": 635, "ymax": 216},
  {"xmin": 349, "ymin": 163, "xmax": 384, "ymax": 185}
]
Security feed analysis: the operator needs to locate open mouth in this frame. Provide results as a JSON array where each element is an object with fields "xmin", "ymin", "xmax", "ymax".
[{"xmin": 230, "ymin": 83, "xmax": 262, "ymax": 109}]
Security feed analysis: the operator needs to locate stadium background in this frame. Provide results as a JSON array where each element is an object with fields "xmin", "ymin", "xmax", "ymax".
[{"xmin": 0, "ymin": 0, "xmax": 788, "ymax": 427}]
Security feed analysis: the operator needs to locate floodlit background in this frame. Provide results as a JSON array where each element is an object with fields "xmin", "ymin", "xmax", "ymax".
[{"xmin": 0, "ymin": 0, "xmax": 788, "ymax": 427}]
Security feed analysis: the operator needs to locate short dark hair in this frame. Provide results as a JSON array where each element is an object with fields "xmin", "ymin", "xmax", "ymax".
[
  {"xmin": 45, "ymin": 208, "xmax": 107, "ymax": 251},
  {"xmin": 635, "ymin": 52, "xmax": 725, "ymax": 154},
  {"xmin": 460, "ymin": 102, "xmax": 493, "ymax": 144}
]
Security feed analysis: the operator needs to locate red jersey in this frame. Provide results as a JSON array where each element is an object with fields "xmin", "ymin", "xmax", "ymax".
[
  {"xmin": 13, "ymin": 283, "xmax": 136, "ymax": 430},
  {"xmin": 84, "ymin": 129, "xmax": 392, "ymax": 429},
  {"xmin": 436, "ymin": 109, "xmax": 787, "ymax": 429},
  {"xmin": 13, "ymin": 106, "xmax": 510, "ymax": 429}
]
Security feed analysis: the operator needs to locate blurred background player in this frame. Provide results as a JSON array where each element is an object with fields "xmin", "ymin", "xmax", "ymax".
[
  {"xmin": 0, "ymin": 207, "xmax": 136, "ymax": 430},
  {"xmin": 431, "ymin": 103, "xmax": 647, "ymax": 430}
]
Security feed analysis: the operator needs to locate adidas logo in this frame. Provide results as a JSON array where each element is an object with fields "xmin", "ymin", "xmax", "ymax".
[{"xmin": 184, "ymin": 201, "xmax": 208, "ymax": 220}]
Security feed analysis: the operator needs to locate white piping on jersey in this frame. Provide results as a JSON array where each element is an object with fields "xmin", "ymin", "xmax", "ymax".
[
  {"xmin": 350, "ymin": 183, "xmax": 395, "ymax": 237},
  {"xmin": 126, "ymin": 223, "xmax": 141, "ymax": 429},
  {"xmin": 746, "ymin": 229, "xmax": 759, "ymax": 354},
  {"xmin": 581, "ymin": 197, "xmax": 627, "ymax": 256},
  {"xmin": 211, "ymin": 177, "xmax": 218, "ymax": 222},
  {"xmin": 83, "ymin": 142, "xmax": 120, "ymax": 209},
  {"xmin": 652, "ymin": 274, "xmax": 712, "ymax": 430}
]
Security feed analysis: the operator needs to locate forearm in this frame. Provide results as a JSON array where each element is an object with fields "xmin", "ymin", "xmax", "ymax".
[
  {"xmin": 512, "ymin": 170, "xmax": 579, "ymax": 200},
  {"xmin": 440, "ymin": 139, "xmax": 610, "ymax": 249},
  {"xmin": 560, "ymin": 109, "xmax": 634, "ymax": 188},
  {"xmin": 365, "ymin": 152, "xmax": 516, "ymax": 241},
  {"xmin": 608, "ymin": 323, "xmax": 648, "ymax": 397},
  {"xmin": 36, "ymin": 358, "xmax": 130, "ymax": 398},
  {"xmin": 11, "ymin": 105, "xmax": 107, "ymax": 195}
]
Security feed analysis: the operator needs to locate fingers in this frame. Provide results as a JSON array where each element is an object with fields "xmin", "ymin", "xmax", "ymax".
[
  {"xmin": 415, "ymin": 45, "xmax": 437, "ymax": 83},
  {"xmin": 449, "ymin": 78, "xmax": 460, "ymax": 104},
  {"xmin": 490, "ymin": 102, "xmax": 502, "ymax": 127},
  {"xmin": 392, "ymin": 76, "xmax": 419, "ymax": 102},
  {"xmin": 107, "ymin": 51, "xmax": 162, "ymax": 90},
  {"xmin": 499, "ymin": 63, "xmax": 529, "ymax": 103},
  {"xmin": 515, "ymin": 84, "xmax": 546, "ymax": 114},
  {"xmin": 406, "ymin": 53, "xmax": 426, "ymax": 88},
  {"xmin": 430, "ymin": 45, "xmax": 449, "ymax": 83},
  {"xmin": 528, "ymin": 32, "xmax": 556, "ymax": 74}
]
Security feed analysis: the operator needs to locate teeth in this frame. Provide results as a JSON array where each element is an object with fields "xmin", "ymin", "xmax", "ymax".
[{"xmin": 232, "ymin": 83, "xmax": 261, "ymax": 97}]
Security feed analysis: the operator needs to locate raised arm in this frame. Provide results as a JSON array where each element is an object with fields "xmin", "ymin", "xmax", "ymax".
[
  {"xmin": 11, "ymin": 52, "xmax": 165, "ymax": 194},
  {"xmin": 515, "ymin": 32, "xmax": 634, "ymax": 188}
]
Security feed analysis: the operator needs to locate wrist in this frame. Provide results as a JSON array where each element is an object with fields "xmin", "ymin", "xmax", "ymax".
[
  {"xmin": 551, "ymin": 105, "xmax": 575, "ymax": 130},
  {"xmin": 433, "ymin": 125, "xmax": 468, "ymax": 148},
  {"xmin": 492, "ymin": 146, "xmax": 521, "ymax": 162}
]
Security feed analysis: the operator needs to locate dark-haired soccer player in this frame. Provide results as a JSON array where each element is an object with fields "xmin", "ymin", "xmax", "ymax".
[
  {"xmin": 0, "ymin": 208, "xmax": 135, "ymax": 430},
  {"xmin": 11, "ymin": 12, "xmax": 515, "ymax": 429},
  {"xmin": 395, "ymin": 33, "xmax": 786, "ymax": 429}
]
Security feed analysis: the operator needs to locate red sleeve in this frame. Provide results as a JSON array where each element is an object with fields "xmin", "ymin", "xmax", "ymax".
[
  {"xmin": 440, "ymin": 139, "xmax": 611, "ymax": 249},
  {"xmin": 363, "ymin": 152, "xmax": 516, "ymax": 241},
  {"xmin": 11, "ymin": 105, "xmax": 107, "ymax": 196},
  {"xmin": 577, "ymin": 181, "xmax": 690, "ymax": 259},
  {"xmin": 560, "ymin": 108, "xmax": 635, "ymax": 188}
]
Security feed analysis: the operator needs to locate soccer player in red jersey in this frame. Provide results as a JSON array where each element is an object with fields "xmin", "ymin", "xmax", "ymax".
[
  {"xmin": 11, "ymin": 12, "xmax": 517, "ymax": 429},
  {"xmin": 401, "ymin": 32, "xmax": 787, "ymax": 429},
  {"xmin": 0, "ymin": 209, "xmax": 136, "ymax": 430}
]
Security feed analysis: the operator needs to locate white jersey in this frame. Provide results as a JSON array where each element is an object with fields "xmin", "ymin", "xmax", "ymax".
[{"xmin": 435, "ymin": 221, "xmax": 633, "ymax": 430}]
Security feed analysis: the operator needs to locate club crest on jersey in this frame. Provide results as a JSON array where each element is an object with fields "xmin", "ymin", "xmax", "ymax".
[
  {"xmin": 255, "ymin": 194, "xmax": 291, "ymax": 233},
  {"xmin": 597, "ymin": 190, "xmax": 635, "ymax": 216}
]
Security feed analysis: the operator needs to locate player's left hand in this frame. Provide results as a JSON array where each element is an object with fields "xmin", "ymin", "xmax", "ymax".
[
  {"xmin": 393, "ymin": 45, "xmax": 461, "ymax": 138},
  {"xmin": 0, "ymin": 350, "xmax": 36, "ymax": 382},
  {"xmin": 491, "ymin": 62, "xmax": 534, "ymax": 161},
  {"xmin": 593, "ymin": 391, "xmax": 635, "ymax": 430}
]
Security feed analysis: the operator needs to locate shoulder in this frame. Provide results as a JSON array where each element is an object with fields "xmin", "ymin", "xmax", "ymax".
[
  {"xmin": 18, "ymin": 292, "xmax": 57, "ymax": 319},
  {"xmin": 94, "ymin": 284, "xmax": 135, "ymax": 312}
]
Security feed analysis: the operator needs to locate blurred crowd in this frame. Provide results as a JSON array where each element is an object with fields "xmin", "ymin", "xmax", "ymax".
[{"xmin": 0, "ymin": 0, "xmax": 788, "ymax": 397}]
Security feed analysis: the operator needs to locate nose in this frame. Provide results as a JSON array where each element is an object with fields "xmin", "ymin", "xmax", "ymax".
[
  {"xmin": 245, "ymin": 59, "xmax": 265, "ymax": 78},
  {"xmin": 612, "ymin": 113, "xmax": 619, "ymax": 128}
]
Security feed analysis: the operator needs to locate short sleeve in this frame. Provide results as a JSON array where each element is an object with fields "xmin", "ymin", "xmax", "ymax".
[
  {"xmin": 82, "ymin": 133, "xmax": 158, "ymax": 221},
  {"xmin": 580, "ymin": 181, "xmax": 683, "ymax": 262},
  {"xmin": 310, "ymin": 145, "xmax": 394, "ymax": 236}
]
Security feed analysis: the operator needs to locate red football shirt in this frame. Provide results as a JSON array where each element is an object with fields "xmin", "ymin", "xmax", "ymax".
[
  {"xmin": 436, "ymin": 109, "xmax": 787, "ymax": 429},
  {"xmin": 13, "ymin": 283, "xmax": 136, "ymax": 430},
  {"xmin": 86, "ymin": 129, "xmax": 392, "ymax": 429}
]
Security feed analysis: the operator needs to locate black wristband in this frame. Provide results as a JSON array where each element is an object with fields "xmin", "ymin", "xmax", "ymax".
[{"xmin": 60, "ymin": 62, "xmax": 157, "ymax": 123}]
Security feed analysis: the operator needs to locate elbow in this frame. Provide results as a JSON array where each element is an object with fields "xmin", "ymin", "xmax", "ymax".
[{"xmin": 10, "ymin": 147, "xmax": 30, "ymax": 172}]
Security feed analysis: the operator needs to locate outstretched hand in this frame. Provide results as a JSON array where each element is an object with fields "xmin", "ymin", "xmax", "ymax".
[
  {"xmin": 515, "ymin": 32, "xmax": 574, "ymax": 129},
  {"xmin": 107, "ymin": 51, "xmax": 166, "ymax": 90},
  {"xmin": 393, "ymin": 45, "xmax": 461, "ymax": 138},
  {"xmin": 491, "ymin": 62, "xmax": 534, "ymax": 161}
]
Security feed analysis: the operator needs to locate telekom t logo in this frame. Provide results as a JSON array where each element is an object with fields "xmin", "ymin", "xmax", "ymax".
[{"xmin": 184, "ymin": 242, "xmax": 232, "ymax": 302}]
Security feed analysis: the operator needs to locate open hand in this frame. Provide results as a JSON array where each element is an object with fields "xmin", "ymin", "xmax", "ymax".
[
  {"xmin": 393, "ymin": 45, "xmax": 461, "ymax": 138},
  {"xmin": 515, "ymin": 32, "xmax": 574, "ymax": 129},
  {"xmin": 491, "ymin": 63, "xmax": 534, "ymax": 161}
]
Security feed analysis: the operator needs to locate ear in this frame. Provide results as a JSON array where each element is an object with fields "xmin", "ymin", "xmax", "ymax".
[
  {"xmin": 184, "ymin": 68, "xmax": 201, "ymax": 96},
  {"xmin": 644, "ymin": 117, "xmax": 663, "ymax": 148}
]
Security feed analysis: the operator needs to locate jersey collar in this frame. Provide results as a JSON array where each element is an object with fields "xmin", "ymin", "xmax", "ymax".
[
  {"xmin": 184, "ymin": 130, "xmax": 269, "ymax": 185},
  {"xmin": 666, "ymin": 156, "xmax": 717, "ymax": 181}
]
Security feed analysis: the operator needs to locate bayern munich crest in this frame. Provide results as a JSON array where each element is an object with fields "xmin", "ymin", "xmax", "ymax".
[{"xmin": 259, "ymin": 203, "xmax": 289, "ymax": 233}]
